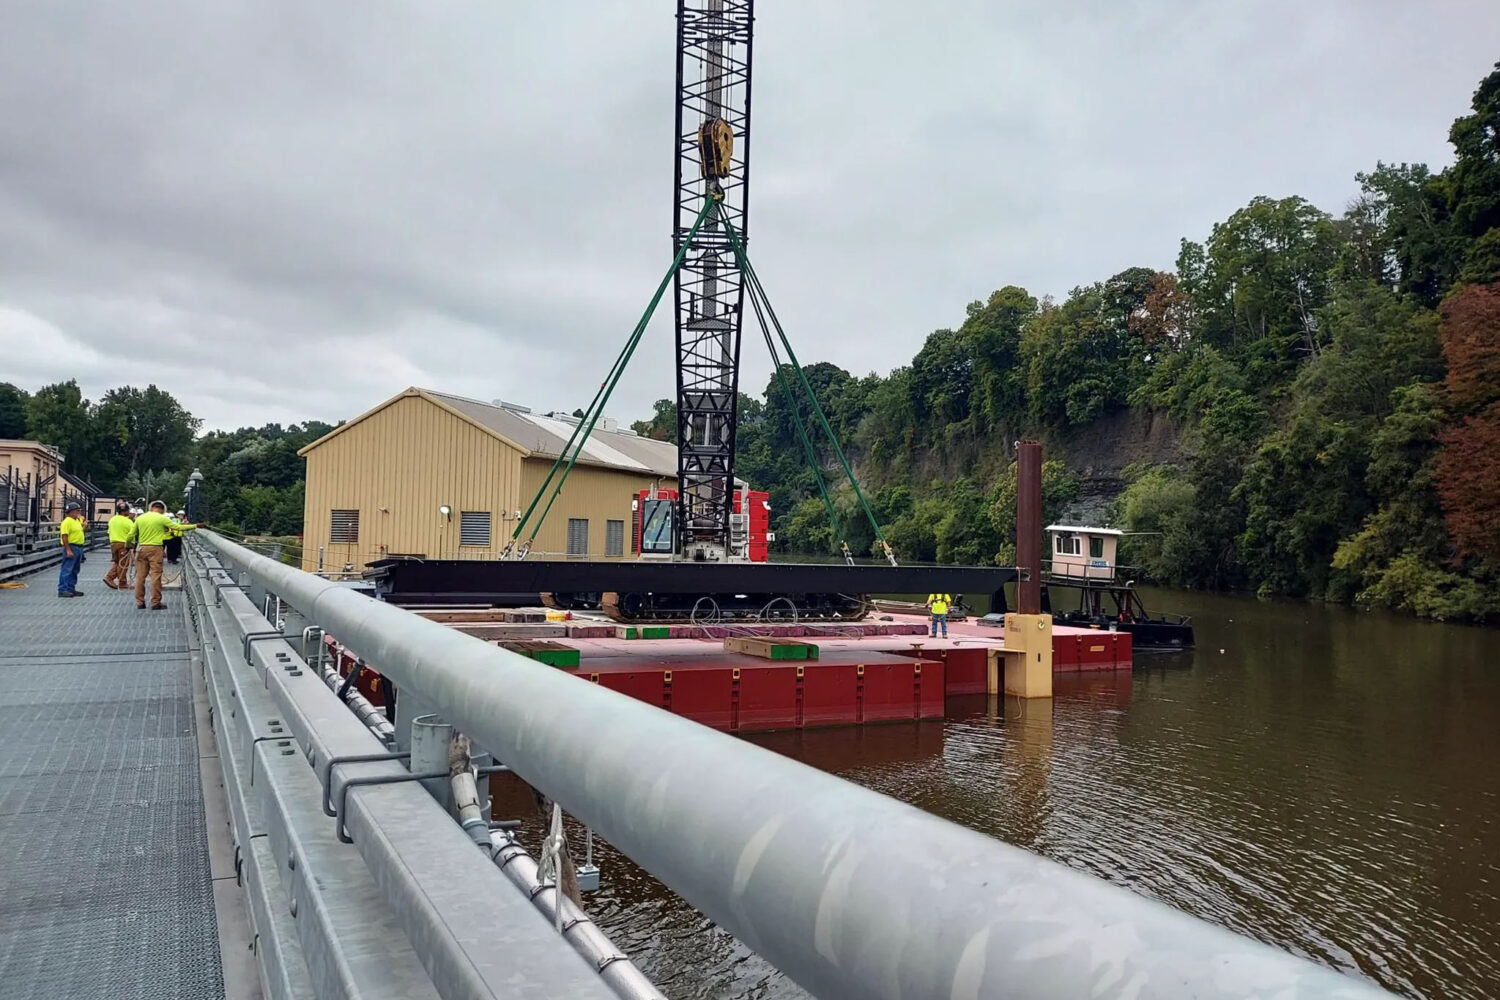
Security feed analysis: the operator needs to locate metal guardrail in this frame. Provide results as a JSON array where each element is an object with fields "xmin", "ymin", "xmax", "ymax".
[
  {"xmin": 185, "ymin": 538, "xmax": 624, "ymax": 1000},
  {"xmin": 193, "ymin": 530, "xmax": 1393, "ymax": 1000},
  {"xmin": 0, "ymin": 522, "xmax": 96, "ymax": 582}
]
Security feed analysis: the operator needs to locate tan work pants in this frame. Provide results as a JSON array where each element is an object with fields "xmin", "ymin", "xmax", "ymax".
[
  {"xmin": 104, "ymin": 542, "xmax": 131, "ymax": 588},
  {"xmin": 135, "ymin": 545, "xmax": 165, "ymax": 607}
]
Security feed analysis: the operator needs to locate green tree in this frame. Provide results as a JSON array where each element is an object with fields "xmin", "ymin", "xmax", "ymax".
[
  {"xmin": 961, "ymin": 286, "xmax": 1036, "ymax": 431},
  {"xmin": 1237, "ymin": 282, "xmax": 1442, "ymax": 596},
  {"xmin": 1446, "ymin": 62, "xmax": 1500, "ymax": 240},
  {"xmin": 629, "ymin": 399, "xmax": 677, "ymax": 442},
  {"xmin": 0, "ymin": 383, "xmax": 28, "ymax": 438},
  {"xmin": 93, "ymin": 384, "xmax": 200, "ymax": 485},
  {"xmin": 1179, "ymin": 195, "xmax": 1341, "ymax": 373},
  {"xmin": 1113, "ymin": 465, "xmax": 1201, "ymax": 583},
  {"xmin": 25, "ymin": 380, "xmax": 100, "ymax": 477},
  {"xmin": 988, "ymin": 460, "xmax": 1080, "ymax": 565}
]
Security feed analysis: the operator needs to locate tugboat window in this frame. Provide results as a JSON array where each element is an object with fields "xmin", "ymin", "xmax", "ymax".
[
  {"xmin": 1055, "ymin": 534, "xmax": 1081, "ymax": 556},
  {"xmin": 1089, "ymin": 536, "xmax": 1104, "ymax": 558}
]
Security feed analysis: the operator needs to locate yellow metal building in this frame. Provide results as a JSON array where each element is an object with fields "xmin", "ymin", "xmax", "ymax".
[{"xmin": 297, "ymin": 388, "xmax": 677, "ymax": 573}]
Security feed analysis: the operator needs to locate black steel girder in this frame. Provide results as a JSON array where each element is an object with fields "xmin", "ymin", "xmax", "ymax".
[{"xmin": 366, "ymin": 559, "xmax": 1015, "ymax": 609}]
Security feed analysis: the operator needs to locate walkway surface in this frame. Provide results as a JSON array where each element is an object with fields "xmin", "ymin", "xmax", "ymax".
[{"xmin": 0, "ymin": 573, "xmax": 224, "ymax": 1000}]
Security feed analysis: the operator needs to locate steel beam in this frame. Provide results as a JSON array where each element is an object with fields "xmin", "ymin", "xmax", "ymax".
[
  {"xmin": 365, "ymin": 557, "xmax": 1017, "ymax": 607},
  {"xmin": 199, "ymin": 531, "xmax": 1393, "ymax": 1000}
]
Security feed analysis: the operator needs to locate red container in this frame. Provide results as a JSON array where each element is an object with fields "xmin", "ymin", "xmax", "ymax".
[
  {"xmin": 666, "ymin": 669, "xmax": 734, "ymax": 730},
  {"xmin": 914, "ymin": 659, "xmax": 945, "ymax": 717},
  {"xmin": 737, "ymin": 665, "xmax": 799, "ymax": 732},
  {"xmin": 1076, "ymin": 632, "xmax": 1127, "ymax": 670},
  {"xmin": 860, "ymin": 661, "xmax": 917, "ymax": 723},
  {"xmin": 801, "ymin": 664, "xmax": 859, "ymax": 727},
  {"xmin": 595, "ymin": 669, "xmax": 666, "ymax": 708},
  {"xmin": 935, "ymin": 648, "xmax": 987, "ymax": 696}
]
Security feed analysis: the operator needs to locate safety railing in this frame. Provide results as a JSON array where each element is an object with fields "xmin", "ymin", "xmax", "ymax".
[
  {"xmin": 189, "ymin": 529, "xmax": 1393, "ymax": 1000},
  {"xmin": 184, "ymin": 535, "xmax": 638, "ymax": 1000}
]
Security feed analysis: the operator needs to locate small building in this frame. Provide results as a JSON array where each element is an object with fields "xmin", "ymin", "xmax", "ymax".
[
  {"xmin": 1045, "ymin": 524, "xmax": 1122, "ymax": 582},
  {"xmin": 0, "ymin": 439, "xmax": 65, "ymax": 523},
  {"xmin": 297, "ymin": 388, "xmax": 678, "ymax": 573}
]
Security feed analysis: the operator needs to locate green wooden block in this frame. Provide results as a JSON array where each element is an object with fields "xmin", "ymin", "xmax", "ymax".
[
  {"xmin": 530, "ymin": 649, "xmax": 581, "ymax": 668},
  {"xmin": 619, "ymin": 627, "xmax": 639, "ymax": 640},
  {"xmin": 642, "ymin": 626, "xmax": 671, "ymax": 639}
]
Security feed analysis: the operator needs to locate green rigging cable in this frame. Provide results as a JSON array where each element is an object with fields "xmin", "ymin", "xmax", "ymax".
[
  {"xmin": 740, "ymin": 249, "xmax": 847, "ymax": 552},
  {"xmin": 716, "ymin": 202, "xmax": 896, "ymax": 564},
  {"xmin": 513, "ymin": 196, "xmax": 718, "ymax": 555}
]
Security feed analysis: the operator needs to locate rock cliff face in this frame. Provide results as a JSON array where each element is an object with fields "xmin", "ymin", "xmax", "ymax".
[
  {"xmin": 1048, "ymin": 408, "xmax": 1188, "ymax": 523},
  {"xmin": 856, "ymin": 407, "xmax": 1189, "ymax": 525}
]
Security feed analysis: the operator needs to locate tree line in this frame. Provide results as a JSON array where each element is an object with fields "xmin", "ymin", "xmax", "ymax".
[
  {"xmin": 0, "ymin": 379, "xmax": 331, "ymax": 537},
  {"xmin": 635, "ymin": 63, "xmax": 1500, "ymax": 622}
]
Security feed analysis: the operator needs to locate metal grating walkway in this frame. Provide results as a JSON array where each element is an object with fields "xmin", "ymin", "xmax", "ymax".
[{"xmin": 0, "ymin": 576, "xmax": 223, "ymax": 1000}]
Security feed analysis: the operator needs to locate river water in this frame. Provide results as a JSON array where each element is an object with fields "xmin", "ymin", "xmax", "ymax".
[{"xmin": 495, "ymin": 588, "xmax": 1500, "ymax": 998}]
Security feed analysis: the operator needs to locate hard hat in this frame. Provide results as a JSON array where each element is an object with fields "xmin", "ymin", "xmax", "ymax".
[{"xmin": 64, "ymin": 500, "xmax": 82, "ymax": 512}]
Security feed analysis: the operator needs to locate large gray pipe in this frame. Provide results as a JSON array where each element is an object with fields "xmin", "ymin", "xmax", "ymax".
[{"xmin": 194, "ymin": 532, "xmax": 1391, "ymax": 1000}]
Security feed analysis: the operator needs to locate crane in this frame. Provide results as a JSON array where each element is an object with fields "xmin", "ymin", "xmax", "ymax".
[
  {"xmin": 378, "ymin": 1, "xmax": 1021, "ymax": 619},
  {"xmin": 671, "ymin": 0, "xmax": 754, "ymax": 562}
]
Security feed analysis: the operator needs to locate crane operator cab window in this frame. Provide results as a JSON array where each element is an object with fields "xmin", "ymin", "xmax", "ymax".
[{"xmin": 640, "ymin": 497, "xmax": 675, "ymax": 555}]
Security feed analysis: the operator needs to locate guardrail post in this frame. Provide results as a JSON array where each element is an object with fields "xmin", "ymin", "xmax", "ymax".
[
  {"xmin": 393, "ymin": 688, "xmax": 436, "ymax": 754},
  {"xmin": 411, "ymin": 714, "xmax": 454, "ymax": 812}
]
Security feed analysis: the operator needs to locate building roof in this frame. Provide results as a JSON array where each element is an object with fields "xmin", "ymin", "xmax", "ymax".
[
  {"xmin": 0, "ymin": 439, "xmax": 64, "ymax": 461},
  {"xmin": 61, "ymin": 471, "xmax": 102, "ymax": 496},
  {"xmin": 1046, "ymin": 524, "xmax": 1124, "ymax": 536},
  {"xmin": 298, "ymin": 388, "xmax": 678, "ymax": 478}
]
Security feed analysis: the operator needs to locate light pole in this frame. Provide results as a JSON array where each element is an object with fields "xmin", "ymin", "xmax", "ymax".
[{"xmin": 185, "ymin": 468, "xmax": 204, "ymax": 522}]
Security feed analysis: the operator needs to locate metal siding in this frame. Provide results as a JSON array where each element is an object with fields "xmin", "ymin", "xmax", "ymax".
[
  {"xmin": 300, "ymin": 394, "xmax": 524, "ymax": 570},
  {"xmin": 519, "ymin": 462, "xmax": 660, "ymax": 560}
]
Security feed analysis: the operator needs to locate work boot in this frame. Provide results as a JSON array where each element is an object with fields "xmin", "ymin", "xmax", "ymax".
[
  {"xmin": 137, "ymin": 603, "xmax": 146, "ymax": 610},
  {"xmin": 151, "ymin": 604, "xmax": 167, "ymax": 611}
]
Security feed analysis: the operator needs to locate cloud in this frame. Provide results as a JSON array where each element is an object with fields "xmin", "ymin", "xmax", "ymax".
[{"xmin": 1, "ymin": 0, "xmax": 1496, "ymax": 431}]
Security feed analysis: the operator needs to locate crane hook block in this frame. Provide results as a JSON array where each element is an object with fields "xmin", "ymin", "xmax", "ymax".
[{"xmin": 698, "ymin": 118, "xmax": 734, "ymax": 180}]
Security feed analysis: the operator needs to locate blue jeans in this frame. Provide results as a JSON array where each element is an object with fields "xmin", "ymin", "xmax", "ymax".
[
  {"xmin": 57, "ymin": 549, "xmax": 83, "ymax": 594},
  {"xmin": 930, "ymin": 612, "xmax": 947, "ymax": 637}
]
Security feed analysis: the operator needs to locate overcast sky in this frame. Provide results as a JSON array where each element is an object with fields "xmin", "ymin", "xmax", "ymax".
[{"xmin": 1, "ymin": 1, "xmax": 1496, "ymax": 432}]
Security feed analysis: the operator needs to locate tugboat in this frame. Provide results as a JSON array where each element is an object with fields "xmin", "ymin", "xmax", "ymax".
[{"xmin": 1041, "ymin": 525, "xmax": 1195, "ymax": 651}]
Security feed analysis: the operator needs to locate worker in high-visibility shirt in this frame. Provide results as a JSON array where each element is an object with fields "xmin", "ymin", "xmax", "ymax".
[
  {"xmin": 103, "ymin": 500, "xmax": 135, "ymax": 590},
  {"xmin": 57, "ymin": 500, "xmax": 87, "ymax": 598},
  {"xmin": 925, "ymin": 592, "xmax": 952, "ymax": 638},
  {"xmin": 131, "ymin": 500, "xmax": 198, "ymax": 610}
]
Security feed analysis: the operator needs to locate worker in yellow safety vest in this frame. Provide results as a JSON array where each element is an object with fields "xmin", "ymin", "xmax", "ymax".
[
  {"xmin": 103, "ymin": 501, "xmax": 135, "ymax": 590},
  {"xmin": 57, "ymin": 500, "xmax": 87, "ymax": 598},
  {"xmin": 131, "ymin": 500, "xmax": 198, "ymax": 610},
  {"xmin": 925, "ymin": 592, "xmax": 952, "ymax": 638}
]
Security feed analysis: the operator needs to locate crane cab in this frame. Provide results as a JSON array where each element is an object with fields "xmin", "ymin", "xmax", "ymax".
[{"xmin": 633, "ymin": 484, "xmax": 770, "ymax": 563}]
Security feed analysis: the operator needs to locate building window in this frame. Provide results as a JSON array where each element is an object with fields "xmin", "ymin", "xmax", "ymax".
[
  {"xmin": 1054, "ymin": 533, "xmax": 1080, "ymax": 556},
  {"xmin": 330, "ymin": 509, "xmax": 359, "ymax": 544},
  {"xmin": 605, "ymin": 519, "xmax": 625, "ymax": 557},
  {"xmin": 1089, "ymin": 536, "xmax": 1104, "ymax": 559},
  {"xmin": 460, "ymin": 511, "xmax": 492, "ymax": 548},
  {"xmin": 567, "ymin": 518, "xmax": 589, "ymax": 557}
]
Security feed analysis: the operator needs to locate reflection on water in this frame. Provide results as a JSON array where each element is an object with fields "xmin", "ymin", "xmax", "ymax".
[{"xmin": 497, "ymin": 588, "xmax": 1500, "ymax": 999}]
